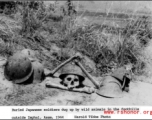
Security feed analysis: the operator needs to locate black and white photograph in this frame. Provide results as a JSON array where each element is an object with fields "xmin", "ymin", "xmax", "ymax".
[{"xmin": 0, "ymin": 1, "xmax": 152, "ymax": 107}]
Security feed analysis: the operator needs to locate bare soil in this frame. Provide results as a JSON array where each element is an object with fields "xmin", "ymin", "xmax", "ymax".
[
  {"xmin": 34, "ymin": 77, "xmax": 152, "ymax": 106},
  {"xmin": 1, "ymin": 56, "xmax": 152, "ymax": 106}
]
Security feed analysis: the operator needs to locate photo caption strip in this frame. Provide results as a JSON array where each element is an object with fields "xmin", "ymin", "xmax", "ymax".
[{"xmin": 0, "ymin": 106, "xmax": 152, "ymax": 119}]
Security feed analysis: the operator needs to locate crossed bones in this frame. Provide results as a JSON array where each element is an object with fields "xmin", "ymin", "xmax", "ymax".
[
  {"xmin": 45, "ymin": 53, "xmax": 132, "ymax": 94},
  {"xmin": 45, "ymin": 53, "xmax": 97, "ymax": 94}
]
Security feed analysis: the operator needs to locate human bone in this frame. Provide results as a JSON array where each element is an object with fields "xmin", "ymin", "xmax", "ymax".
[{"xmin": 62, "ymin": 74, "xmax": 80, "ymax": 89}]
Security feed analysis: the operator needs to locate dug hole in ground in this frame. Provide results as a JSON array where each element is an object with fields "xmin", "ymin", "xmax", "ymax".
[{"xmin": 0, "ymin": 54, "xmax": 152, "ymax": 106}]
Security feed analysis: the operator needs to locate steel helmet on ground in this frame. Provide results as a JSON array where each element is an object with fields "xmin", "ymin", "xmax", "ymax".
[
  {"xmin": 96, "ymin": 76, "xmax": 123, "ymax": 98},
  {"xmin": 111, "ymin": 64, "xmax": 133, "ymax": 85},
  {"xmin": 4, "ymin": 52, "xmax": 33, "ymax": 84},
  {"xmin": 111, "ymin": 66, "xmax": 127, "ymax": 84},
  {"xmin": 59, "ymin": 63, "xmax": 85, "ymax": 81},
  {"xmin": 32, "ymin": 61, "xmax": 45, "ymax": 84}
]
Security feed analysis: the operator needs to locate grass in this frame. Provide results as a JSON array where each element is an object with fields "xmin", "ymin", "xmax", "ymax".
[{"xmin": 0, "ymin": 1, "xmax": 152, "ymax": 105}]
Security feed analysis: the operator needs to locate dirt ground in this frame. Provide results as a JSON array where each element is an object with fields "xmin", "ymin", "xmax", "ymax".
[
  {"xmin": 1, "ymin": 57, "xmax": 152, "ymax": 106},
  {"xmin": 34, "ymin": 77, "xmax": 152, "ymax": 106}
]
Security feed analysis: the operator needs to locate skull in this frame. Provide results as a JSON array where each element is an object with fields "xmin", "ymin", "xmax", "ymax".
[{"xmin": 62, "ymin": 74, "xmax": 80, "ymax": 89}]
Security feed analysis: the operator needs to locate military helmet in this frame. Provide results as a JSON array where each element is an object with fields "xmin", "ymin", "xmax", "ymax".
[
  {"xmin": 4, "ymin": 52, "xmax": 33, "ymax": 84},
  {"xmin": 111, "ymin": 64, "xmax": 133, "ymax": 83},
  {"xmin": 20, "ymin": 49, "xmax": 36, "ymax": 61},
  {"xmin": 59, "ymin": 63, "xmax": 85, "ymax": 81},
  {"xmin": 111, "ymin": 66, "xmax": 127, "ymax": 83},
  {"xmin": 96, "ymin": 76, "xmax": 123, "ymax": 98},
  {"xmin": 32, "ymin": 61, "xmax": 45, "ymax": 84}
]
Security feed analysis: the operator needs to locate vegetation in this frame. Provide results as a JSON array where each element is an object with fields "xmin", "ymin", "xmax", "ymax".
[
  {"xmin": 0, "ymin": 1, "xmax": 152, "ymax": 105},
  {"xmin": 0, "ymin": 1, "xmax": 152, "ymax": 75}
]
